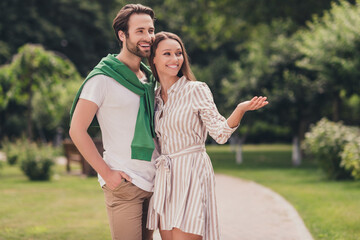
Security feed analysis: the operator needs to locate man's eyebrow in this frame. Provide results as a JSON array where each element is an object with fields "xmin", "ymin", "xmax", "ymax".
[{"xmin": 135, "ymin": 27, "xmax": 154, "ymax": 30}]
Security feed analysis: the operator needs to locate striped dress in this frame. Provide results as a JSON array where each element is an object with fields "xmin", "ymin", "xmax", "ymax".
[{"xmin": 147, "ymin": 76, "xmax": 237, "ymax": 239}]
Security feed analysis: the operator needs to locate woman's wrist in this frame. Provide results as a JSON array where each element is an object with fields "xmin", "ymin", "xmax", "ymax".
[{"xmin": 236, "ymin": 103, "xmax": 247, "ymax": 114}]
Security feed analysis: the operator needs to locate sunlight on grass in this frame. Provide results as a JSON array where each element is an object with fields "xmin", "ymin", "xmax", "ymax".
[{"xmin": 26, "ymin": 226, "xmax": 48, "ymax": 235}]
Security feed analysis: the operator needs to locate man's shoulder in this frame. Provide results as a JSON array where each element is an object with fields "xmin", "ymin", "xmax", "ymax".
[
  {"xmin": 84, "ymin": 74, "xmax": 122, "ymax": 93},
  {"xmin": 86, "ymin": 74, "xmax": 116, "ymax": 84}
]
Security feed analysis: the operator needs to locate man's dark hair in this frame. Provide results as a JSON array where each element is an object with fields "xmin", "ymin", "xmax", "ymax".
[{"xmin": 112, "ymin": 4, "xmax": 155, "ymax": 48}]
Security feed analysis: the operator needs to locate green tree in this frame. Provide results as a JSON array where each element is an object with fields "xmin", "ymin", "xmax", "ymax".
[
  {"xmin": 223, "ymin": 0, "xmax": 360, "ymax": 164},
  {"xmin": 0, "ymin": 44, "xmax": 81, "ymax": 141},
  {"xmin": 297, "ymin": 0, "xmax": 360, "ymax": 121},
  {"xmin": 0, "ymin": 0, "xmax": 121, "ymax": 75},
  {"xmin": 223, "ymin": 20, "xmax": 324, "ymax": 165}
]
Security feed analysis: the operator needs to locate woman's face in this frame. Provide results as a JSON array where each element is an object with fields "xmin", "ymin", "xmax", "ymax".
[{"xmin": 153, "ymin": 39, "xmax": 184, "ymax": 79}]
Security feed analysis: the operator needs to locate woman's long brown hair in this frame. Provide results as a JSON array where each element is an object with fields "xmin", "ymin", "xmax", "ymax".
[{"xmin": 148, "ymin": 31, "xmax": 196, "ymax": 82}]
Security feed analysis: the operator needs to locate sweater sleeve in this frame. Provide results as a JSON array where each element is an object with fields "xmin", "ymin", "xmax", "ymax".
[{"xmin": 192, "ymin": 82, "xmax": 238, "ymax": 144}]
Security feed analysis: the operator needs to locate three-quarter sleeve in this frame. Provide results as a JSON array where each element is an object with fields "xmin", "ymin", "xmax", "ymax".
[{"xmin": 192, "ymin": 82, "xmax": 238, "ymax": 144}]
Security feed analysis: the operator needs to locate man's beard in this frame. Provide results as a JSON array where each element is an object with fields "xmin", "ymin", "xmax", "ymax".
[{"xmin": 125, "ymin": 39, "xmax": 151, "ymax": 58}]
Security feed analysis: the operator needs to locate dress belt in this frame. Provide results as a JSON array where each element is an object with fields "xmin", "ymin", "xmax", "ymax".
[{"xmin": 153, "ymin": 144, "xmax": 205, "ymax": 215}]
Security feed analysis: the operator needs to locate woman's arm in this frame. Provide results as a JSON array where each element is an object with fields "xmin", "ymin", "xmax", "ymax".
[
  {"xmin": 69, "ymin": 99, "xmax": 130, "ymax": 190},
  {"xmin": 227, "ymin": 96, "xmax": 268, "ymax": 128},
  {"xmin": 192, "ymin": 82, "xmax": 238, "ymax": 144}
]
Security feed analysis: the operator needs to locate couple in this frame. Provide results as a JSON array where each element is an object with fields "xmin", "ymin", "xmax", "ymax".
[{"xmin": 69, "ymin": 4, "xmax": 268, "ymax": 240}]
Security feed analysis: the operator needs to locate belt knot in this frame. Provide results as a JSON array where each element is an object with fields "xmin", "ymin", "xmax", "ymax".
[{"xmin": 152, "ymin": 144, "xmax": 205, "ymax": 215}]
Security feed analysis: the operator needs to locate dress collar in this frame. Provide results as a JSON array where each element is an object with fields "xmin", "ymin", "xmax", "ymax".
[{"xmin": 155, "ymin": 76, "xmax": 187, "ymax": 99}]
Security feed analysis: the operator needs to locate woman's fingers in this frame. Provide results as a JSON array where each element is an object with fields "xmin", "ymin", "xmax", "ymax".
[
  {"xmin": 250, "ymin": 96, "xmax": 268, "ymax": 110},
  {"xmin": 238, "ymin": 96, "xmax": 269, "ymax": 111}
]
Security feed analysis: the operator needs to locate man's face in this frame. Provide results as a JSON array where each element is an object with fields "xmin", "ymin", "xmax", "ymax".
[{"xmin": 123, "ymin": 13, "xmax": 155, "ymax": 58}]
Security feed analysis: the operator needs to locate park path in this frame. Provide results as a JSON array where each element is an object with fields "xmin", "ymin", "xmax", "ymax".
[{"xmin": 154, "ymin": 174, "xmax": 313, "ymax": 240}]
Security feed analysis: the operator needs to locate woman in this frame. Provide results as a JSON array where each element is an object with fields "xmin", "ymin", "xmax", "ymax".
[{"xmin": 146, "ymin": 32, "xmax": 268, "ymax": 240}]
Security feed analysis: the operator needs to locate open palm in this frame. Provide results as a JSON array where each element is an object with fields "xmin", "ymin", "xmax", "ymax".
[{"xmin": 238, "ymin": 96, "xmax": 268, "ymax": 112}]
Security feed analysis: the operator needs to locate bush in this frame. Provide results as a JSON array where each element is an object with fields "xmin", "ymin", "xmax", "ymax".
[
  {"xmin": 19, "ymin": 141, "xmax": 55, "ymax": 181},
  {"xmin": 341, "ymin": 136, "xmax": 360, "ymax": 180},
  {"xmin": 3, "ymin": 144, "xmax": 18, "ymax": 165},
  {"xmin": 303, "ymin": 118, "xmax": 355, "ymax": 180},
  {"xmin": 2, "ymin": 137, "xmax": 24, "ymax": 165}
]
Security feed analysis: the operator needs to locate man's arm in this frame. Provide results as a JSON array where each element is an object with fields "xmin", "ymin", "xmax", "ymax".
[{"xmin": 69, "ymin": 99, "xmax": 130, "ymax": 189}]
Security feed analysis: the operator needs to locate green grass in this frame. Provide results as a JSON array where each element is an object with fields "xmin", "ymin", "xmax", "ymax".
[
  {"xmin": 0, "ymin": 164, "xmax": 111, "ymax": 240},
  {"xmin": 1, "ymin": 144, "xmax": 359, "ymax": 240},
  {"xmin": 207, "ymin": 144, "xmax": 360, "ymax": 240}
]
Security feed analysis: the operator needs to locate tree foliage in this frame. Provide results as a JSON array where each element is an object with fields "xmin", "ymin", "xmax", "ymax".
[
  {"xmin": 0, "ymin": 0, "xmax": 338, "ymax": 75},
  {"xmin": 221, "ymin": 1, "xmax": 360, "ymax": 164},
  {"xmin": 0, "ymin": 44, "xmax": 81, "ymax": 141},
  {"xmin": 297, "ymin": 0, "xmax": 360, "ymax": 121},
  {"xmin": 225, "ymin": 1, "xmax": 360, "ymax": 131},
  {"xmin": 1, "ymin": 0, "xmax": 359, "ymax": 146},
  {"xmin": 0, "ymin": 0, "xmax": 120, "ymax": 75}
]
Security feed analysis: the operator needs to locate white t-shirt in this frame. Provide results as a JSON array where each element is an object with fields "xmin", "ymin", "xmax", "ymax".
[{"xmin": 79, "ymin": 74, "xmax": 157, "ymax": 192}]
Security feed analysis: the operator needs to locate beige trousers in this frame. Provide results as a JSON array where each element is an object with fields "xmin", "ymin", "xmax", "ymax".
[{"xmin": 102, "ymin": 179, "xmax": 153, "ymax": 240}]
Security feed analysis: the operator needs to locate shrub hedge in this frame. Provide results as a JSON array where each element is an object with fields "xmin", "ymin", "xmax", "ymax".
[{"xmin": 303, "ymin": 118, "xmax": 359, "ymax": 180}]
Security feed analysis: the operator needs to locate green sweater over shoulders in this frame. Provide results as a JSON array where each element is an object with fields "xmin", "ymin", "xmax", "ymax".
[{"xmin": 70, "ymin": 54, "xmax": 156, "ymax": 161}]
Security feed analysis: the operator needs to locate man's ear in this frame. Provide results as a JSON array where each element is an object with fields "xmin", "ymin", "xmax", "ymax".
[{"xmin": 118, "ymin": 31, "xmax": 126, "ymax": 42}]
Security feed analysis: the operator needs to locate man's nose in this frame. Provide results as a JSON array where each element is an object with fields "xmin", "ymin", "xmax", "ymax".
[{"xmin": 144, "ymin": 31, "xmax": 153, "ymax": 42}]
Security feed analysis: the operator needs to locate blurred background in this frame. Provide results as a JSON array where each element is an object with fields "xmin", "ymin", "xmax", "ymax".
[
  {"xmin": 1, "ymin": 0, "xmax": 359, "ymax": 148},
  {"xmin": 0, "ymin": 1, "xmax": 360, "ymax": 239}
]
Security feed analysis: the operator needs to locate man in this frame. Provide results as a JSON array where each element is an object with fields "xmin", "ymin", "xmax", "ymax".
[{"xmin": 69, "ymin": 4, "xmax": 157, "ymax": 240}]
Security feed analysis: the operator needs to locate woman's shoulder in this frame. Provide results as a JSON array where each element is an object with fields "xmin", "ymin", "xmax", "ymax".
[
  {"xmin": 185, "ymin": 80, "xmax": 211, "ymax": 95},
  {"xmin": 185, "ymin": 79, "xmax": 208, "ymax": 89}
]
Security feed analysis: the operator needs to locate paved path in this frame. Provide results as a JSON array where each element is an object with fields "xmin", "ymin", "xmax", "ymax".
[{"xmin": 154, "ymin": 174, "xmax": 313, "ymax": 240}]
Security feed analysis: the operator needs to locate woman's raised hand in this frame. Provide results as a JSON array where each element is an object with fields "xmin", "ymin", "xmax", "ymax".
[{"xmin": 237, "ymin": 96, "xmax": 269, "ymax": 112}]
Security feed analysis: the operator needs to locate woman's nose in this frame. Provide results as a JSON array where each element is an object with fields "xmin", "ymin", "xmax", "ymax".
[{"xmin": 171, "ymin": 54, "xmax": 179, "ymax": 62}]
